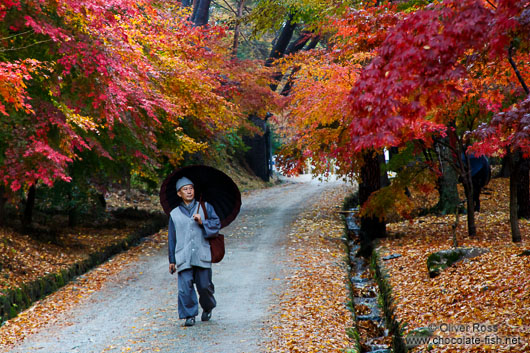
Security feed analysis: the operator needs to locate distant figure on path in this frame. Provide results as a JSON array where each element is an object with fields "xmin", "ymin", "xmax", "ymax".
[{"xmin": 168, "ymin": 177, "xmax": 221, "ymax": 327}]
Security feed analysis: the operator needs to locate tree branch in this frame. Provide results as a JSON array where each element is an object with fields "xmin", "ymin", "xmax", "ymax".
[
  {"xmin": 0, "ymin": 39, "xmax": 54, "ymax": 52},
  {"xmin": 212, "ymin": 0, "xmax": 238, "ymax": 16},
  {"xmin": 508, "ymin": 43, "xmax": 530, "ymax": 95},
  {"xmin": 0, "ymin": 30, "xmax": 34, "ymax": 41},
  {"xmin": 484, "ymin": 0, "xmax": 497, "ymax": 9}
]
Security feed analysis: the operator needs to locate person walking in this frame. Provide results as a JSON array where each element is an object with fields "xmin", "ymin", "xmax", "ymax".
[{"xmin": 168, "ymin": 177, "xmax": 221, "ymax": 327}]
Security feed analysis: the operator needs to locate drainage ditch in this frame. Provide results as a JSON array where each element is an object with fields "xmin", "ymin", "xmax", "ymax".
[{"xmin": 343, "ymin": 209, "xmax": 392, "ymax": 353}]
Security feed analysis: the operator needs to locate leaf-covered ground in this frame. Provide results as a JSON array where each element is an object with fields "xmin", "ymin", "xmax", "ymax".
[
  {"xmin": 266, "ymin": 184, "xmax": 355, "ymax": 352},
  {"xmin": 0, "ymin": 228, "xmax": 167, "ymax": 348},
  {"xmin": 379, "ymin": 177, "xmax": 530, "ymax": 352},
  {"xmin": 0, "ymin": 223, "xmax": 144, "ymax": 292}
]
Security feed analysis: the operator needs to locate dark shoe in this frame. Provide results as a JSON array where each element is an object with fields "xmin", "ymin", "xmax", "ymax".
[
  {"xmin": 184, "ymin": 317, "xmax": 195, "ymax": 327},
  {"xmin": 201, "ymin": 310, "xmax": 212, "ymax": 322}
]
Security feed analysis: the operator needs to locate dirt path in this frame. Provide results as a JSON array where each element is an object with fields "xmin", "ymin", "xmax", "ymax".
[{"xmin": 5, "ymin": 177, "xmax": 345, "ymax": 353}]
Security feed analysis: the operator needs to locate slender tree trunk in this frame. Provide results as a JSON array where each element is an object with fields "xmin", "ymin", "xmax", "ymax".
[
  {"xmin": 378, "ymin": 153, "xmax": 390, "ymax": 188},
  {"xmin": 508, "ymin": 44, "xmax": 530, "ymax": 220},
  {"xmin": 23, "ymin": 184, "xmax": 36, "ymax": 228},
  {"xmin": 68, "ymin": 207, "xmax": 79, "ymax": 227},
  {"xmin": 498, "ymin": 155, "xmax": 510, "ymax": 177},
  {"xmin": 448, "ymin": 125, "xmax": 476, "ymax": 236},
  {"xmin": 517, "ymin": 158, "xmax": 530, "ymax": 219},
  {"xmin": 508, "ymin": 151, "xmax": 522, "ymax": 242},
  {"xmin": 510, "ymin": 175, "xmax": 521, "ymax": 241},
  {"xmin": 285, "ymin": 31, "xmax": 312, "ymax": 55},
  {"xmin": 65, "ymin": 188, "xmax": 77, "ymax": 227},
  {"xmin": 358, "ymin": 150, "xmax": 386, "ymax": 258},
  {"xmin": 0, "ymin": 185, "xmax": 7, "ymax": 226},
  {"xmin": 231, "ymin": 0, "xmax": 245, "ymax": 57},
  {"xmin": 462, "ymin": 155, "xmax": 477, "ymax": 237},
  {"xmin": 305, "ymin": 35, "xmax": 320, "ymax": 51},
  {"xmin": 435, "ymin": 142, "xmax": 459, "ymax": 215},
  {"xmin": 452, "ymin": 207, "xmax": 460, "ymax": 248},
  {"xmin": 508, "ymin": 43, "xmax": 530, "ymax": 95},
  {"xmin": 98, "ymin": 192, "xmax": 107, "ymax": 209}
]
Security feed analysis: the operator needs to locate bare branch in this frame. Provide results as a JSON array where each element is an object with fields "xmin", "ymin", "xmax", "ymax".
[
  {"xmin": 212, "ymin": 2, "xmax": 235, "ymax": 15},
  {"xmin": 484, "ymin": 0, "xmax": 497, "ymax": 9},
  {"xmin": 0, "ymin": 30, "xmax": 34, "ymax": 42},
  {"xmin": 0, "ymin": 39, "xmax": 54, "ymax": 52},
  {"xmin": 508, "ymin": 43, "xmax": 530, "ymax": 95},
  {"xmin": 212, "ymin": 0, "xmax": 237, "ymax": 15}
]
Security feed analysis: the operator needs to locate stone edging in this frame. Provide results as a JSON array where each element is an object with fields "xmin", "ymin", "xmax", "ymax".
[{"xmin": 0, "ymin": 211, "xmax": 167, "ymax": 325}]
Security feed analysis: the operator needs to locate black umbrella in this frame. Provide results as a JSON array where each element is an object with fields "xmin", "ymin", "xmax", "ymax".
[{"xmin": 159, "ymin": 165, "xmax": 241, "ymax": 228}]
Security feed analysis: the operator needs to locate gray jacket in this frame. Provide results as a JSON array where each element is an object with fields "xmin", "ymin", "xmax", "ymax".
[{"xmin": 168, "ymin": 200, "xmax": 221, "ymax": 272}]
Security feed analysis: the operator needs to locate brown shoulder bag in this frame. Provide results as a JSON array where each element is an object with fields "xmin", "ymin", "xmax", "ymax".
[{"xmin": 199, "ymin": 201, "xmax": 225, "ymax": 263}]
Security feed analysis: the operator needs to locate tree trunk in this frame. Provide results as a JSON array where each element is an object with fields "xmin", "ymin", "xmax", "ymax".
[
  {"xmin": 448, "ymin": 126, "xmax": 476, "ymax": 237},
  {"xmin": 498, "ymin": 155, "xmax": 510, "ymax": 177},
  {"xmin": 190, "ymin": 0, "xmax": 199, "ymax": 20},
  {"xmin": 244, "ymin": 115, "xmax": 271, "ymax": 181},
  {"xmin": 285, "ymin": 31, "xmax": 312, "ymax": 56},
  {"xmin": 23, "ymin": 184, "xmax": 36, "ymax": 229},
  {"xmin": 192, "ymin": 0, "xmax": 212, "ymax": 26},
  {"xmin": 0, "ymin": 185, "xmax": 7, "ymax": 226},
  {"xmin": 266, "ymin": 15, "xmax": 296, "ymax": 67},
  {"xmin": 98, "ymin": 192, "xmax": 107, "ymax": 209},
  {"xmin": 272, "ymin": 32, "xmax": 312, "ymax": 92},
  {"xmin": 231, "ymin": 0, "xmax": 245, "ymax": 57},
  {"xmin": 266, "ymin": 15, "xmax": 297, "ymax": 91},
  {"xmin": 506, "ymin": 44, "xmax": 527, "ymax": 238},
  {"xmin": 435, "ymin": 142, "xmax": 459, "ymax": 214},
  {"xmin": 244, "ymin": 14, "xmax": 299, "ymax": 180},
  {"xmin": 280, "ymin": 35, "xmax": 320, "ymax": 96},
  {"xmin": 508, "ymin": 43, "xmax": 529, "ymax": 95},
  {"xmin": 66, "ymin": 188, "xmax": 80, "ymax": 227},
  {"xmin": 461, "ymin": 156, "xmax": 477, "ymax": 237},
  {"xmin": 378, "ymin": 152, "xmax": 390, "ymax": 188},
  {"xmin": 358, "ymin": 150, "xmax": 386, "ymax": 258},
  {"xmin": 509, "ymin": 152, "xmax": 522, "ymax": 242},
  {"xmin": 452, "ymin": 207, "xmax": 460, "ymax": 248},
  {"xmin": 517, "ymin": 158, "xmax": 530, "ymax": 219},
  {"xmin": 68, "ymin": 207, "xmax": 79, "ymax": 227}
]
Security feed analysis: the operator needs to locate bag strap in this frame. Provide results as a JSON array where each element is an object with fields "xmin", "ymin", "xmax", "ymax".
[
  {"xmin": 199, "ymin": 200, "xmax": 208, "ymax": 220},
  {"xmin": 195, "ymin": 200, "xmax": 201, "ymax": 215}
]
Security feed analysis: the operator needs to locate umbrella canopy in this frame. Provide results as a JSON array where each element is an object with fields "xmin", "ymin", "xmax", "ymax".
[{"xmin": 160, "ymin": 165, "xmax": 241, "ymax": 228}]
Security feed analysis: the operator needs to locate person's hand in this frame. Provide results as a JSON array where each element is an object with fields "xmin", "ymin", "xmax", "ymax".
[
  {"xmin": 169, "ymin": 263, "xmax": 176, "ymax": 274},
  {"xmin": 193, "ymin": 214, "xmax": 203, "ymax": 225}
]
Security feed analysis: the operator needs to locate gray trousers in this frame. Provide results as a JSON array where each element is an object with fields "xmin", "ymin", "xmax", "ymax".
[{"xmin": 177, "ymin": 267, "xmax": 216, "ymax": 319}]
